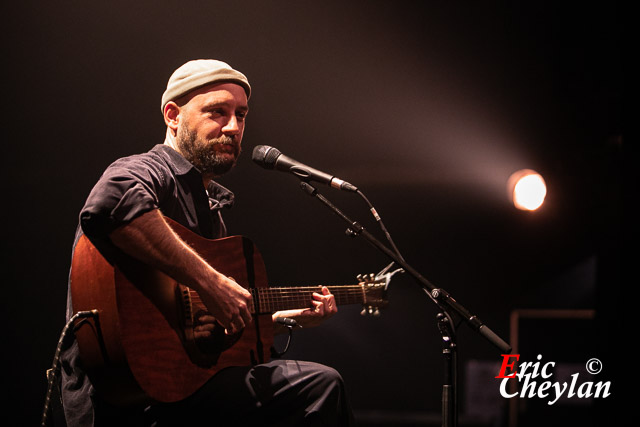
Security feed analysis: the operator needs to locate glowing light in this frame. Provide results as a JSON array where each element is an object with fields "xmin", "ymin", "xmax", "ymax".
[{"xmin": 508, "ymin": 170, "xmax": 546, "ymax": 211}]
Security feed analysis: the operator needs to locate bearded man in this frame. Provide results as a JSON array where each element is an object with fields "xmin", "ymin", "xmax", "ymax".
[{"xmin": 59, "ymin": 59, "xmax": 354, "ymax": 426}]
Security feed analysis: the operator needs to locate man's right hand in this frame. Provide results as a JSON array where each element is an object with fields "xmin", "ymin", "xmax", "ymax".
[{"xmin": 195, "ymin": 273, "xmax": 253, "ymax": 335}]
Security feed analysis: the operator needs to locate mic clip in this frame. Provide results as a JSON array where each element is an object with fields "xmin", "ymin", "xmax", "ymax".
[
  {"xmin": 275, "ymin": 317, "xmax": 300, "ymax": 328},
  {"xmin": 272, "ymin": 317, "xmax": 300, "ymax": 358}
]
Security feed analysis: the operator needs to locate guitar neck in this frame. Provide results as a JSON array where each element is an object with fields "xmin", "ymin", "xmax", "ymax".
[{"xmin": 251, "ymin": 285, "xmax": 364, "ymax": 314}]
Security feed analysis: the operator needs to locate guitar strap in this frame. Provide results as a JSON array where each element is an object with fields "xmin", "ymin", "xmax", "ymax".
[
  {"xmin": 241, "ymin": 237, "xmax": 256, "ymax": 288},
  {"xmin": 241, "ymin": 237, "xmax": 265, "ymax": 364}
]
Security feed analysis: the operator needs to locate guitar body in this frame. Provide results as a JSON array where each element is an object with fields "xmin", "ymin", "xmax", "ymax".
[{"xmin": 70, "ymin": 218, "xmax": 273, "ymax": 406}]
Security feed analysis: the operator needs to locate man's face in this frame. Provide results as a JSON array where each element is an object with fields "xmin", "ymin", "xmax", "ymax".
[{"xmin": 175, "ymin": 83, "xmax": 249, "ymax": 177}]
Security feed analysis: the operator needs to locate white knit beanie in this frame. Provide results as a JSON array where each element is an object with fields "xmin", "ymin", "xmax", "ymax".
[{"xmin": 161, "ymin": 59, "xmax": 251, "ymax": 113}]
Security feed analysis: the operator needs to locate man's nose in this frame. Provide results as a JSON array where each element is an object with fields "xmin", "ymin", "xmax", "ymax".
[{"xmin": 222, "ymin": 115, "xmax": 241, "ymax": 134}]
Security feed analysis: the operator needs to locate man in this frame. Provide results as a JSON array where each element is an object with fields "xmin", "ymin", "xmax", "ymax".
[{"xmin": 60, "ymin": 59, "xmax": 354, "ymax": 426}]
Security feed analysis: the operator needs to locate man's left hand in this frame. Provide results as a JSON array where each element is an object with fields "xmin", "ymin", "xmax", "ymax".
[{"xmin": 272, "ymin": 286, "xmax": 338, "ymax": 332}]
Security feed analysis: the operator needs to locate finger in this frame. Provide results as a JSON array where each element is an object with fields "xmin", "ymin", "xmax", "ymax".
[
  {"xmin": 223, "ymin": 317, "xmax": 234, "ymax": 335},
  {"xmin": 312, "ymin": 300, "xmax": 324, "ymax": 315},
  {"xmin": 317, "ymin": 289, "xmax": 336, "ymax": 313},
  {"xmin": 312, "ymin": 292, "xmax": 331, "ymax": 305},
  {"xmin": 235, "ymin": 314, "xmax": 248, "ymax": 331},
  {"xmin": 326, "ymin": 298, "xmax": 336, "ymax": 314},
  {"xmin": 223, "ymin": 315, "xmax": 240, "ymax": 335},
  {"xmin": 225, "ymin": 323, "xmax": 241, "ymax": 336},
  {"xmin": 240, "ymin": 307, "xmax": 253, "ymax": 326},
  {"xmin": 235, "ymin": 317, "xmax": 245, "ymax": 330},
  {"xmin": 234, "ymin": 289, "xmax": 253, "ymax": 326},
  {"xmin": 194, "ymin": 330, "xmax": 212, "ymax": 339},
  {"xmin": 195, "ymin": 323, "xmax": 215, "ymax": 332},
  {"xmin": 313, "ymin": 286, "xmax": 331, "ymax": 296}
]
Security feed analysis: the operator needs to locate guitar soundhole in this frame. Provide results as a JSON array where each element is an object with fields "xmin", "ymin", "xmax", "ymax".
[{"xmin": 192, "ymin": 310, "xmax": 244, "ymax": 356}]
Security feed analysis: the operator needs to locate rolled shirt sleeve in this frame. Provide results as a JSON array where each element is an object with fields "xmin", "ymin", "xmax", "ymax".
[{"xmin": 79, "ymin": 155, "xmax": 167, "ymax": 240}]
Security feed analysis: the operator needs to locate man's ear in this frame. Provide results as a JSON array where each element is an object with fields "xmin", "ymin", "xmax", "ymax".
[{"xmin": 164, "ymin": 102, "xmax": 180, "ymax": 132}]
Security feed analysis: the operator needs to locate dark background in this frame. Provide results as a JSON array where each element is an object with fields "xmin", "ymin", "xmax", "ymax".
[{"xmin": 5, "ymin": 1, "xmax": 623, "ymax": 426}]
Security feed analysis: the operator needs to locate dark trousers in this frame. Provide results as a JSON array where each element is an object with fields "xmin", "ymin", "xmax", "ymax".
[
  {"xmin": 144, "ymin": 359, "xmax": 355, "ymax": 426},
  {"xmin": 63, "ymin": 336, "xmax": 354, "ymax": 426}
]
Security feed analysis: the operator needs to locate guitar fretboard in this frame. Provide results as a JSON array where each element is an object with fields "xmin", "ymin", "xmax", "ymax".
[
  {"xmin": 251, "ymin": 285, "xmax": 366, "ymax": 314},
  {"xmin": 187, "ymin": 283, "xmax": 384, "ymax": 316}
]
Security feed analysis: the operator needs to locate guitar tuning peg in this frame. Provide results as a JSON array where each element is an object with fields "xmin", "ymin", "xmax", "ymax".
[
  {"xmin": 360, "ymin": 305, "xmax": 382, "ymax": 316},
  {"xmin": 368, "ymin": 273, "xmax": 375, "ymax": 281},
  {"xmin": 356, "ymin": 274, "xmax": 363, "ymax": 281},
  {"xmin": 361, "ymin": 304, "xmax": 380, "ymax": 316}
]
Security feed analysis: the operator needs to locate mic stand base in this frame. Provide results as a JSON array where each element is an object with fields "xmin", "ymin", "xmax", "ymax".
[{"xmin": 437, "ymin": 311, "xmax": 458, "ymax": 427}]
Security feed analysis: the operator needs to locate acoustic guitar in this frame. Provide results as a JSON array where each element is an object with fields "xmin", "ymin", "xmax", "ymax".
[{"xmin": 70, "ymin": 217, "xmax": 388, "ymax": 406}]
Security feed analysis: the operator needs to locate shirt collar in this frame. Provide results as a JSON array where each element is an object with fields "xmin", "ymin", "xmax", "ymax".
[
  {"xmin": 207, "ymin": 180, "xmax": 235, "ymax": 210},
  {"xmin": 151, "ymin": 144, "xmax": 235, "ymax": 210},
  {"xmin": 152, "ymin": 144, "xmax": 196, "ymax": 176}
]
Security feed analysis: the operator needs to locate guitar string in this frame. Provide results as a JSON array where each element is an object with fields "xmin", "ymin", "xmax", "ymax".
[
  {"xmin": 188, "ymin": 289, "xmax": 367, "ymax": 303},
  {"xmin": 187, "ymin": 285, "xmax": 375, "ymax": 312}
]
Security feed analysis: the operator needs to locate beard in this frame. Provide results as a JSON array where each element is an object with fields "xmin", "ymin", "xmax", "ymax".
[{"xmin": 175, "ymin": 125, "xmax": 241, "ymax": 177}]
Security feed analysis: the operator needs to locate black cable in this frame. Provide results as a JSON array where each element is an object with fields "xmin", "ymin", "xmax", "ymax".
[
  {"xmin": 41, "ymin": 310, "xmax": 98, "ymax": 427},
  {"xmin": 356, "ymin": 189, "xmax": 406, "ymax": 263},
  {"xmin": 271, "ymin": 317, "xmax": 300, "ymax": 358}
]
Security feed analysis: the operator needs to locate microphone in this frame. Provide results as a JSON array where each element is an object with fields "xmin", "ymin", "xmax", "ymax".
[
  {"xmin": 274, "ymin": 317, "xmax": 300, "ymax": 328},
  {"xmin": 252, "ymin": 145, "xmax": 358, "ymax": 192}
]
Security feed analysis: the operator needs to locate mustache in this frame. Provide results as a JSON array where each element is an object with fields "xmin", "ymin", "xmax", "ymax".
[{"xmin": 211, "ymin": 135, "xmax": 237, "ymax": 145}]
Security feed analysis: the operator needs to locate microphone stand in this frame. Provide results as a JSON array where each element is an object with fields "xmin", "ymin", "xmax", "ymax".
[{"xmin": 298, "ymin": 182, "xmax": 511, "ymax": 427}]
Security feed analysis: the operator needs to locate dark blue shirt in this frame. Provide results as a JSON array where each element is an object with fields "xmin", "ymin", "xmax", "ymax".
[{"xmin": 61, "ymin": 144, "xmax": 234, "ymax": 426}]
